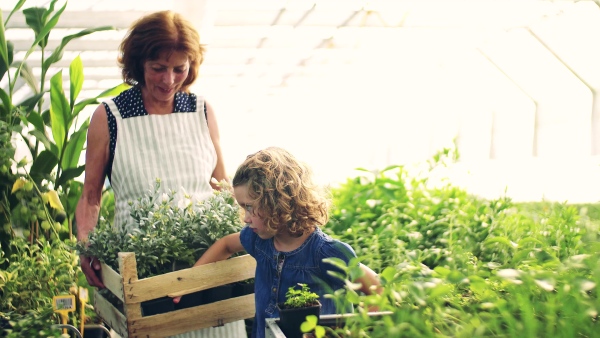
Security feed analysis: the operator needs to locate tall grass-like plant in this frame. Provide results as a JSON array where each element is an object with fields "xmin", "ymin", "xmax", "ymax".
[
  {"xmin": 0, "ymin": 0, "xmax": 126, "ymax": 335},
  {"xmin": 0, "ymin": 0, "xmax": 127, "ymax": 246}
]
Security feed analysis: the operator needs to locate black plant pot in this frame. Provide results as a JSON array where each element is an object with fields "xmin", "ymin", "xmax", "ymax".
[
  {"xmin": 83, "ymin": 324, "xmax": 110, "ymax": 338},
  {"xmin": 233, "ymin": 281, "xmax": 255, "ymax": 297},
  {"xmin": 277, "ymin": 301, "xmax": 321, "ymax": 338},
  {"xmin": 174, "ymin": 290, "xmax": 205, "ymax": 310},
  {"xmin": 141, "ymin": 296, "xmax": 175, "ymax": 316},
  {"xmin": 204, "ymin": 284, "xmax": 234, "ymax": 303}
]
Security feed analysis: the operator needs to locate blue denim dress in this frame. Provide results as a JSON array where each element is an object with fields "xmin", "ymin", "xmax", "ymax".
[{"xmin": 240, "ymin": 226, "xmax": 357, "ymax": 338}]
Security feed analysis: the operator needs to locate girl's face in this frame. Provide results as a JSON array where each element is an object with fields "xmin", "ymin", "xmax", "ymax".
[
  {"xmin": 234, "ymin": 184, "xmax": 274, "ymax": 240},
  {"xmin": 143, "ymin": 50, "xmax": 190, "ymax": 103}
]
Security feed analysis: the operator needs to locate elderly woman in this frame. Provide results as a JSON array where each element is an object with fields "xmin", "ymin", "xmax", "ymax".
[{"xmin": 75, "ymin": 10, "xmax": 246, "ymax": 337}]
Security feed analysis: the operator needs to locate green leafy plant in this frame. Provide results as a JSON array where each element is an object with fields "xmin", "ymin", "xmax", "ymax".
[
  {"xmin": 0, "ymin": 237, "xmax": 78, "ymax": 337},
  {"xmin": 282, "ymin": 283, "xmax": 320, "ymax": 309},
  {"xmin": 317, "ymin": 147, "xmax": 600, "ymax": 338},
  {"xmin": 76, "ymin": 179, "xmax": 245, "ymax": 279},
  {"xmin": 0, "ymin": 0, "xmax": 127, "ymax": 246},
  {"xmin": 300, "ymin": 315, "xmax": 330, "ymax": 338}
]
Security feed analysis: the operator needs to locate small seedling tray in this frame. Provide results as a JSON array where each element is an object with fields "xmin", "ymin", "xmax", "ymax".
[
  {"xmin": 265, "ymin": 311, "xmax": 394, "ymax": 338},
  {"xmin": 94, "ymin": 252, "xmax": 256, "ymax": 338}
]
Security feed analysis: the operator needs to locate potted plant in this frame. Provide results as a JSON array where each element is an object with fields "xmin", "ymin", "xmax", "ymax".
[
  {"xmin": 277, "ymin": 283, "xmax": 322, "ymax": 338},
  {"xmin": 233, "ymin": 278, "xmax": 255, "ymax": 297},
  {"xmin": 76, "ymin": 180, "xmax": 245, "ymax": 316}
]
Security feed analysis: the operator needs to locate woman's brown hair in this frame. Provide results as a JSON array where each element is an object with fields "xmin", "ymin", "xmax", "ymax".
[{"xmin": 118, "ymin": 10, "xmax": 204, "ymax": 92}]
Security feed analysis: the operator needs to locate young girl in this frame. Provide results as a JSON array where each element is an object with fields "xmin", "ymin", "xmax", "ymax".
[{"xmin": 175, "ymin": 147, "xmax": 381, "ymax": 338}]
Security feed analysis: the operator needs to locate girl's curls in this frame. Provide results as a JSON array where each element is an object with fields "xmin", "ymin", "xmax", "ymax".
[{"xmin": 232, "ymin": 147, "xmax": 330, "ymax": 236}]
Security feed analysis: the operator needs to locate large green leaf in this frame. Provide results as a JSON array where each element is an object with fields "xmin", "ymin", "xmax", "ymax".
[
  {"xmin": 21, "ymin": 109, "xmax": 45, "ymax": 132},
  {"xmin": 56, "ymin": 166, "xmax": 85, "ymax": 188},
  {"xmin": 73, "ymin": 98, "xmax": 100, "ymax": 117},
  {"xmin": 12, "ymin": 61, "xmax": 38, "ymax": 94},
  {"xmin": 3, "ymin": 0, "xmax": 27, "ymax": 26},
  {"xmin": 72, "ymin": 83, "xmax": 129, "ymax": 116},
  {"xmin": 16, "ymin": 92, "xmax": 45, "ymax": 117},
  {"xmin": 65, "ymin": 180, "xmax": 84, "ymax": 216},
  {"xmin": 41, "ymin": 0, "xmax": 59, "ymax": 25},
  {"xmin": 28, "ymin": 128, "xmax": 52, "ymax": 152},
  {"xmin": 43, "ymin": 26, "xmax": 115, "ymax": 70},
  {"xmin": 97, "ymin": 83, "xmax": 130, "ymax": 98},
  {"xmin": 22, "ymin": 7, "xmax": 48, "ymax": 48},
  {"xmin": 49, "ymin": 70, "xmax": 70, "ymax": 151},
  {"xmin": 0, "ymin": 12, "xmax": 9, "ymax": 77},
  {"xmin": 0, "ymin": 88, "xmax": 10, "ymax": 117},
  {"xmin": 30, "ymin": 149, "xmax": 59, "ymax": 178},
  {"xmin": 69, "ymin": 56, "xmax": 83, "ymax": 109},
  {"xmin": 0, "ymin": 39, "xmax": 13, "ymax": 82},
  {"xmin": 24, "ymin": 2, "xmax": 66, "ymax": 59},
  {"xmin": 61, "ymin": 120, "xmax": 88, "ymax": 170}
]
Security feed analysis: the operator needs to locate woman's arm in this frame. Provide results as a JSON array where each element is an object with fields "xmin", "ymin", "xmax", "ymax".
[
  {"xmin": 205, "ymin": 100, "xmax": 228, "ymax": 188},
  {"xmin": 75, "ymin": 104, "xmax": 110, "ymax": 288}
]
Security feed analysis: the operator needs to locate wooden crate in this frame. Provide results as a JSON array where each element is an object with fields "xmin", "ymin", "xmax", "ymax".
[{"xmin": 94, "ymin": 252, "xmax": 256, "ymax": 338}]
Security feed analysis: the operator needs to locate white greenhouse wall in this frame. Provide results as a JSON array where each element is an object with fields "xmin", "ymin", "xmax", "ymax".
[{"xmin": 5, "ymin": 0, "xmax": 600, "ymax": 203}]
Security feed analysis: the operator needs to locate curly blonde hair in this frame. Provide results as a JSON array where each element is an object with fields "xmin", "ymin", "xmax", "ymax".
[{"xmin": 232, "ymin": 147, "xmax": 330, "ymax": 236}]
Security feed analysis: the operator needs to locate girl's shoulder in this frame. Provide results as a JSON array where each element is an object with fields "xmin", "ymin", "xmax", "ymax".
[
  {"xmin": 240, "ymin": 226, "xmax": 274, "ymax": 256},
  {"xmin": 313, "ymin": 229, "xmax": 357, "ymax": 260}
]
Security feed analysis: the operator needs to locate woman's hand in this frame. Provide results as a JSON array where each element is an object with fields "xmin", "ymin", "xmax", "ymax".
[{"xmin": 80, "ymin": 255, "xmax": 105, "ymax": 288}]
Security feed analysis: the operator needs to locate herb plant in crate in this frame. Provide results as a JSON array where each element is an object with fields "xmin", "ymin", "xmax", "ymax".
[
  {"xmin": 277, "ymin": 283, "xmax": 322, "ymax": 338},
  {"xmin": 76, "ymin": 180, "xmax": 245, "ymax": 315}
]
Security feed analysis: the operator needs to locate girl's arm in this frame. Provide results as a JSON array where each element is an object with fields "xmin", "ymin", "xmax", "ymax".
[
  {"xmin": 356, "ymin": 263, "xmax": 383, "ymax": 295},
  {"xmin": 194, "ymin": 232, "xmax": 244, "ymax": 266},
  {"xmin": 355, "ymin": 263, "xmax": 383, "ymax": 312}
]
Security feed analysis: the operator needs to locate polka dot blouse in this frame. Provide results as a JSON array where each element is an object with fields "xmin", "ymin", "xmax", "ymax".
[{"xmin": 103, "ymin": 86, "xmax": 207, "ymax": 179}]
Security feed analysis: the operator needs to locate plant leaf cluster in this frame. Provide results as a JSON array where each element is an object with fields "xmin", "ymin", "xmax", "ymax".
[
  {"xmin": 0, "ymin": 237, "xmax": 79, "ymax": 337},
  {"xmin": 1, "ymin": 0, "xmax": 126, "ymax": 249},
  {"xmin": 283, "ymin": 283, "xmax": 320, "ymax": 309},
  {"xmin": 76, "ymin": 180, "xmax": 245, "ymax": 279},
  {"xmin": 318, "ymin": 147, "xmax": 600, "ymax": 337}
]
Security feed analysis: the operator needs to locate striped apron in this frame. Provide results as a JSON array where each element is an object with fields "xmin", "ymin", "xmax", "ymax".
[{"xmin": 107, "ymin": 98, "xmax": 247, "ymax": 338}]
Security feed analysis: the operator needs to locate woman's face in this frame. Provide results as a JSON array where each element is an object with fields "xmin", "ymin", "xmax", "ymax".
[
  {"xmin": 143, "ymin": 50, "xmax": 190, "ymax": 102},
  {"xmin": 234, "ymin": 184, "xmax": 275, "ymax": 240}
]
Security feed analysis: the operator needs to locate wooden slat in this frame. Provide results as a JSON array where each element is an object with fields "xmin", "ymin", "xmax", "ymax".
[
  {"xmin": 94, "ymin": 291, "xmax": 128, "ymax": 338},
  {"xmin": 100, "ymin": 262, "xmax": 124, "ymax": 303},
  {"xmin": 129, "ymin": 294, "xmax": 255, "ymax": 338},
  {"xmin": 119, "ymin": 252, "xmax": 143, "ymax": 321},
  {"xmin": 127, "ymin": 254, "xmax": 256, "ymax": 303}
]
